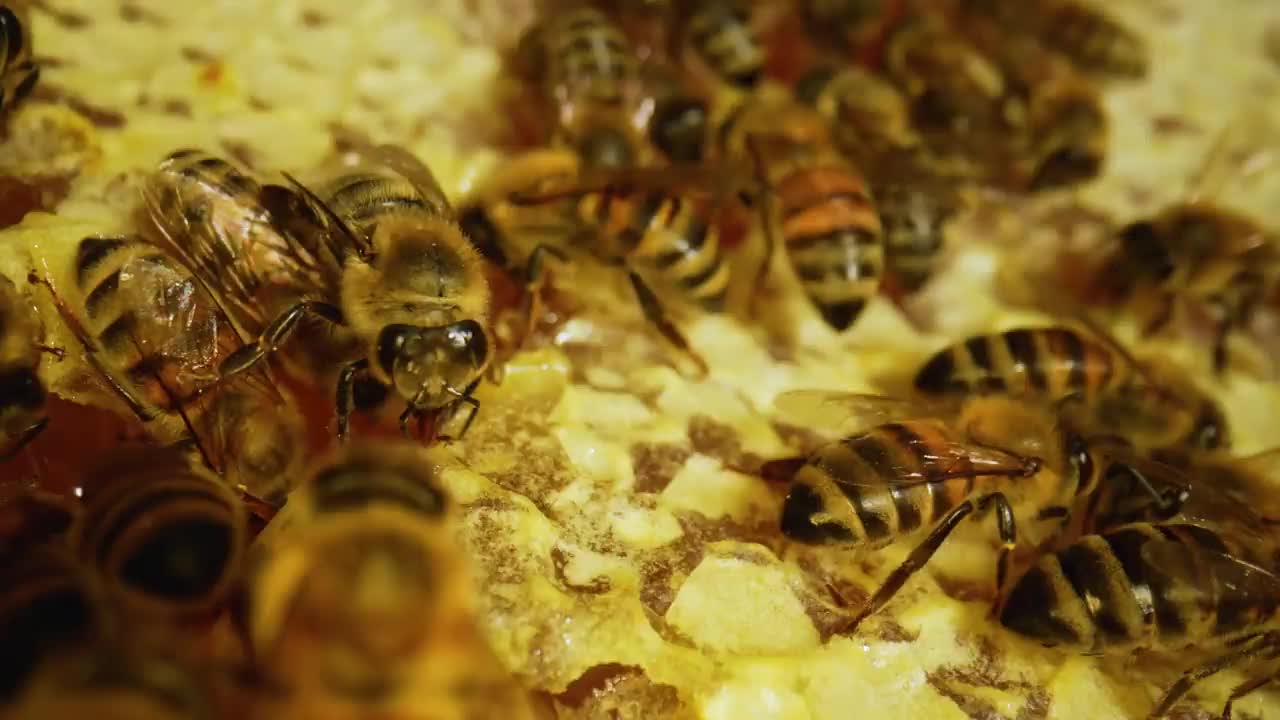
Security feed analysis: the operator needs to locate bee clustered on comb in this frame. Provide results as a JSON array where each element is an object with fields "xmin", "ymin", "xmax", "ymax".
[{"xmin": 1, "ymin": 1, "xmax": 1280, "ymax": 719}]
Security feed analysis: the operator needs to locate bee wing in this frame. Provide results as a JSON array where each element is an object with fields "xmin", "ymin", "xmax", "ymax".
[
  {"xmin": 1139, "ymin": 536, "xmax": 1280, "ymax": 615},
  {"xmin": 814, "ymin": 432, "xmax": 1041, "ymax": 489},
  {"xmin": 264, "ymin": 174, "xmax": 367, "ymax": 280},
  {"xmin": 361, "ymin": 143, "xmax": 454, "ymax": 215},
  {"xmin": 773, "ymin": 390, "xmax": 953, "ymax": 437}
]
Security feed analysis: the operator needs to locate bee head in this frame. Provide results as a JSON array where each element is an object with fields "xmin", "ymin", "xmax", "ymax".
[
  {"xmin": 377, "ymin": 320, "xmax": 489, "ymax": 410},
  {"xmin": 650, "ymin": 96, "xmax": 708, "ymax": 163}
]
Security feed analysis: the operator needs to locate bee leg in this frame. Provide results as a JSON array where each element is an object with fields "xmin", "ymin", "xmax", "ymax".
[
  {"xmin": 625, "ymin": 269, "xmax": 709, "ymax": 378},
  {"xmin": 522, "ymin": 244, "xmax": 569, "ymax": 346},
  {"xmin": 1221, "ymin": 644, "xmax": 1280, "ymax": 719},
  {"xmin": 1149, "ymin": 631, "xmax": 1279, "ymax": 719},
  {"xmin": 398, "ymin": 403, "xmax": 420, "ymax": 438},
  {"xmin": 841, "ymin": 493, "xmax": 1013, "ymax": 633},
  {"xmin": 438, "ymin": 379, "xmax": 483, "ymax": 442},
  {"xmin": 0, "ymin": 417, "xmax": 48, "ymax": 461},
  {"xmin": 335, "ymin": 358, "xmax": 371, "ymax": 442},
  {"xmin": 220, "ymin": 300, "xmax": 344, "ymax": 378}
]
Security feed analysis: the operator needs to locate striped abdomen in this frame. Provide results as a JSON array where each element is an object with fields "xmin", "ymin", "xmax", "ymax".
[
  {"xmin": 73, "ymin": 454, "xmax": 246, "ymax": 620},
  {"xmin": 687, "ymin": 0, "xmax": 764, "ymax": 89},
  {"xmin": 72, "ymin": 235, "xmax": 237, "ymax": 432},
  {"xmin": 544, "ymin": 8, "xmax": 636, "ymax": 116},
  {"xmin": 580, "ymin": 189, "xmax": 730, "ymax": 310},
  {"xmin": 1000, "ymin": 523, "xmax": 1277, "ymax": 653},
  {"xmin": 775, "ymin": 162, "xmax": 883, "ymax": 331},
  {"xmin": 315, "ymin": 168, "xmax": 450, "ymax": 245},
  {"xmin": 914, "ymin": 327, "xmax": 1126, "ymax": 401},
  {"xmin": 780, "ymin": 420, "xmax": 1024, "ymax": 547},
  {"xmin": 877, "ymin": 183, "xmax": 953, "ymax": 293}
]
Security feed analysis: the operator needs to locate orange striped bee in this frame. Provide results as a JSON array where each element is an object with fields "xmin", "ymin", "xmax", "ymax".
[
  {"xmin": 914, "ymin": 326, "xmax": 1229, "ymax": 450},
  {"xmin": 461, "ymin": 147, "xmax": 732, "ymax": 374},
  {"xmin": 0, "ymin": 2, "xmax": 38, "ymax": 118},
  {"xmin": 766, "ymin": 390, "xmax": 1183, "ymax": 631},
  {"xmin": 718, "ymin": 95, "xmax": 884, "ymax": 330}
]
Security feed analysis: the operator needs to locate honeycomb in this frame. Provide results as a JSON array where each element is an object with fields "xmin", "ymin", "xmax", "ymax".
[{"xmin": 3, "ymin": 0, "xmax": 1280, "ymax": 718}]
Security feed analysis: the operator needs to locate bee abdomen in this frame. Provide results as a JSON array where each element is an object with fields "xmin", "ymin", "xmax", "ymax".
[
  {"xmin": 548, "ymin": 8, "xmax": 634, "ymax": 108},
  {"xmin": 687, "ymin": 0, "xmax": 764, "ymax": 89},
  {"xmin": 310, "ymin": 463, "xmax": 447, "ymax": 517},
  {"xmin": 781, "ymin": 422, "xmax": 970, "ymax": 546},
  {"xmin": 915, "ymin": 327, "xmax": 1120, "ymax": 401},
  {"xmin": 777, "ymin": 166, "xmax": 883, "ymax": 330},
  {"xmin": 630, "ymin": 194, "xmax": 730, "ymax": 310}
]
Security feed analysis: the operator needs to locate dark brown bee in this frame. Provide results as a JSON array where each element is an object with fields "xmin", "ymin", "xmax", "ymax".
[
  {"xmin": 681, "ymin": 0, "xmax": 765, "ymax": 90},
  {"xmin": 794, "ymin": 64, "xmax": 921, "ymax": 167},
  {"xmin": 1000, "ymin": 520, "xmax": 1280, "ymax": 718},
  {"xmin": 245, "ymin": 442, "xmax": 541, "ymax": 716},
  {"xmin": 769, "ymin": 391, "xmax": 1145, "ymax": 631},
  {"xmin": 966, "ymin": 0, "xmax": 1148, "ymax": 79},
  {"xmin": 0, "ymin": 2, "xmax": 39, "ymax": 117},
  {"xmin": 1105, "ymin": 204, "xmax": 1280, "ymax": 374},
  {"xmin": 719, "ymin": 96, "xmax": 885, "ymax": 330},
  {"xmin": 0, "ymin": 275, "xmax": 54, "ymax": 460},
  {"xmin": 70, "ymin": 448, "xmax": 247, "ymax": 622},
  {"xmin": 515, "ymin": 5, "xmax": 643, "ymax": 168},
  {"xmin": 913, "ymin": 326, "xmax": 1229, "ymax": 450}
]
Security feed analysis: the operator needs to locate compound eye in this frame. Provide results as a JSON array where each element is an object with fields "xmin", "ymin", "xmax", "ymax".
[{"xmin": 1066, "ymin": 432, "xmax": 1094, "ymax": 486}]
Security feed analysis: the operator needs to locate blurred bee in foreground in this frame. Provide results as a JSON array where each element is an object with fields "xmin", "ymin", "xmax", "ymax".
[
  {"xmin": 201, "ymin": 141, "xmax": 494, "ymax": 441},
  {"xmin": 71, "ymin": 448, "xmax": 247, "ymax": 624},
  {"xmin": 245, "ymin": 442, "xmax": 540, "ymax": 717},
  {"xmin": 3, "ymin": 644, "xmax": 216, "ymax": 720},
  {"xmin": 0, "ymin": 546, "xmax": 102, "ymax": 702},
  {"xmin": 514, "ymin": 5, "xmax": 645, "ymax": 168},
  {"xmin": 32, "ymin": 230, "xmax": 304, "ymax": 503},
  {"xmin": 0, "ymin": 2, "xmax": 39, "ymax": 118},
  {"xmin": 768, "ymin": 390, "xmax": 1180, "ymax": 631},
  {"xmin": 463, "ymin": 146, "xmax": 730, "ymax": 375},
  {"xmin": 0, "ymin": 274, "xmax": 58, "ymax": 460},
  {"xmin": 717, "ymin": 94, "xmax": 885, "ymax": 331},
  {"xmin": 914, "ymin": 325, "xmax": 1230, "ymax": 451}
]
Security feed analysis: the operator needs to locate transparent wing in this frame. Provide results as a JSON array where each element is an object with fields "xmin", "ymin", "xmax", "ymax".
[
  {"xmin": 360, "ymin": 143, "xmax": 453, "ymax": 215},
  {"xmin": 1139, "ymin": 535, "xmax": 1280, "ymax": 615},
  {"xmin": 1188, "ymin": 109, "xmax": 1280, "ymax": 204},
  {"xmin": 816, "ymin": 432, "xmax": 1042, "ymax": 489},
  {"xmin": 265, "ymin": 173, "xmax": 370, "ymax": 272},
  {"xmin": 141, "ymin": 156, "xmax": 335, "ymax": 337},
  {"xmin": 773, "ymin": 389, "xmax": 954, "ymax": 435}
]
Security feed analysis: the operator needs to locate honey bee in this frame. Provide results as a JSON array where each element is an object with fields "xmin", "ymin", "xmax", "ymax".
[
  {"xmin": 0, "ymin": 2, "xmax": 39, "ymax": 118},
  {"xmin": 466, "ymin": 146, "xmax": 729, "ymax": 373},
  {"xmin": 0, "ymin": 546, "xmax": 102, "ymax": 702},
  {"xmin": 913, "ymin": 326, "xmax": 1229, "ymax": 450},
  {"xmin": 0, "ymin": 275, "xmax": 55, "ymax": 460},
  {"xmin": 718, "ymin": 94, "xmax": 885, "ymax": 331},
  {"xmin": 32, "ymin": 233, "xmax": 304, "ymax": 502},
  {"xmin": 1105, "ymin": 204, "xmax": 1280, "ymax": 374},
  {"xmin": 966, "ymin": 0, "xmax": 1148, "ymax": 79},
  {"xmin": 183, "ymin": 141, "xmax": 494, "ymax": 441},
  {"xmin": 769, "ymin": 390, "xmax": 1183, "ymax": 632},
  {"xmin": 794, "ymin": 64, "xmax": 921, "ymax": 166},
  {"xmin": 245, "ymin": 442, "xmax": 540, "ymax": 717},
  {"xmin": 71, "ymin": 448, "xmax": 247, "ymax": 623},
  {"xmin": 515, "ymin": 5, "xmax": 644, "ymax": 168},
  {"xmin": 680, "ymin": 0, "xmax": 765, "ymax": 91},
  {"xmin": 1000, "ymin": 520, "xmax": 1280, "ymax": 718}
]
